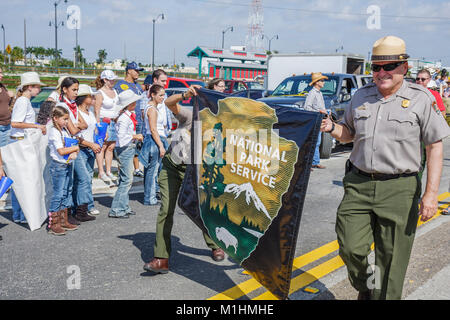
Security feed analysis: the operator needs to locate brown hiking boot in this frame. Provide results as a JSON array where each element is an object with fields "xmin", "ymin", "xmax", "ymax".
[
  {"xmin": 67, "ymin": 207, "xmax": 81, "ymax": 226},
  {"xmin": 74, "ymin": 204, "xmax": 96, "ymax": 222},
  {"xmin": 60, "ymin": 208, "xmax": 78, "ymax": 231},
  {"xmin": 48, "ymin": 211, "xmax": 66, "ymax": 236}
]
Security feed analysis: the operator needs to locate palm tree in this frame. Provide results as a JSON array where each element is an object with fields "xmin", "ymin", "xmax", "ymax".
[
  {"xmin": 97, "ymin": 49, "xmax": 107, "ymax": 66},
  {"xmin": 74, "ymin": 45, "xmax": 85, "ymax": 67}
]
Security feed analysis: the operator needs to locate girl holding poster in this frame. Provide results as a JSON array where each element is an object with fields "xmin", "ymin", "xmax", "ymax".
[{"xmin": 47, "ymin": 106, "xmax": 80, "ymax": 236}]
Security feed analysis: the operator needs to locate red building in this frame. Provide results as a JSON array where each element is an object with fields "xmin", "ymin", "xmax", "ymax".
[{"xmin": 187, "ymin": 46, "xmax": 267, "ymax": 80}]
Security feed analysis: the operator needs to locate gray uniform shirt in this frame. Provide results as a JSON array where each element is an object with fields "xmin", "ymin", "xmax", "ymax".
[
  {"xmin": 341, "ymin": 80, "xmax": 450, "ymax": 174},
  {"xmin": 304, "ymin": 87, "xmax": 326, "ymax": 112},
  {"xmin": 167, "ymin": 107, "xmax": 192, "ymax": 165}
]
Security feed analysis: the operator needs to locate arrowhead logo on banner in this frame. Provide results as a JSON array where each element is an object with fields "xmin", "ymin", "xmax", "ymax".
[{"xmin": 178, "ymin": 88, "xmax": 322, "ymax": 300}]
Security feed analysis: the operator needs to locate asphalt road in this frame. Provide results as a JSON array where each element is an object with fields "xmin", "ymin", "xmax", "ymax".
[{"xmin": 1, "ymin": 139, "xmax": 449, "ymax": 300}]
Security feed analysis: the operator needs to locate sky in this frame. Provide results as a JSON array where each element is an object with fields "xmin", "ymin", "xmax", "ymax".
[{"xmin": 1, "ymin": 0, "xmax": 450, "ymax": 67}]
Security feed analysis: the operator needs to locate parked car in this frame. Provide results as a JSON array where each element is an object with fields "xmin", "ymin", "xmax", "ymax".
[
  {"xmin": 355, "ymin": 74, "xmax": 373, "ymax": 88},
  {"xmin": 143, "ymin": 75, "xmax": 205, "ymax": 89},
  {"xmin": 257, "ymin": 73, "xmax": 359, "ymax": 159},
  {"xmin": 230, "ymin": 89, "xmax": 267, "ymax": 100},
  {"xmin": 223, "ymin": 80, "xmax": 264, "ymax": 94},
  {"xmin": 30, "ymin": 87, "xmax": 54, "ymax": 109}
]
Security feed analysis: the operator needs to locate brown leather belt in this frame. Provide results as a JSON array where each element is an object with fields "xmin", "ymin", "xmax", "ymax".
[{"xmin": 352, "ymin": 167, "xmax": 418, "ymax": 181}]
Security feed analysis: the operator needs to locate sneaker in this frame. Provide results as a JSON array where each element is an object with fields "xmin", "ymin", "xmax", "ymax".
[
  {"xmin": 134, "ymin": 169, "xmax": 144, "ymax": 178},
  {"xmin": 88, "ymin": 208, "xmax": 100, "ymax": 216},
  {"xmin": 99, "ymin": 173, "xmax": 111, "ymax": 183},
  {"xmin": 106, "ymin": 172, "xmax": 117, "ymax": 181}
]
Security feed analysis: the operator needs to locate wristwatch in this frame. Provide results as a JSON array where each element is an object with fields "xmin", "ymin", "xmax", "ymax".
[
  {"xmin": 326, "ymin": 122, "xmax": 335, "ymax": 134},
  {"xmin": 181, "ymin": 92, "xmax": 186, "ymax": 100}
]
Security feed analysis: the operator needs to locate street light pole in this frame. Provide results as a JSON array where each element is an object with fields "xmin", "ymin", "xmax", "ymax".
[
  {"xmin": 1, "ymin": 24, "xmax": 5, "ymax": 65},
  {"xmin": 152, "ymin": 13, "xmax": 164, "ymax": 71},
  {"xmin": 264, "ymin": 34, "xmax": 278, "ymax": 52},
  {"xmin": 49, "ymin": 0, "xmax": 68, "ymax": 68},
  {"xmin": 221, "ymin": 26, "xmax": 233, "ymax": 49}
]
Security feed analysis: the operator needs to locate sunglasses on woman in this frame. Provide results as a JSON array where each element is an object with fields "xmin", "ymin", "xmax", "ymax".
[{"xmin": 372, "ymin": 62, "xmax": 404, "ymax": 72}]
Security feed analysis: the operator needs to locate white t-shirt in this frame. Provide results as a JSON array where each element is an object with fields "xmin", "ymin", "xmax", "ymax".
[
  {"xmin": 77, "ymin": 109, "xmax": 97, "ymax": 143},
  {"xmin": 115, "ymin": 110, "xmax": 136, "ymax": 148},
  {"xmin": 48, "ymin": 126, "xmax": 74, "ymax": 164},
  {"xmin": 10, "ymin": 96, "xmax": 36, "ymax": 138}
]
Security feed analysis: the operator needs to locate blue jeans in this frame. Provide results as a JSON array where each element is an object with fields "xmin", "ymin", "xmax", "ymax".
[
  {"xmin": 0, "ymin": 124, "xmax": 11, "ymax": 147},
  {"xmin": 110, "ymin": 143, "xmax": 135, "ymax": 216},
  {"xmin": 312, "ymin": 131, "xmax": 322, "ymax": 166},
  {"xmin": 73, "ymin": 148, "xmax": 95, "ymax": 209},
  {"xmin": 143, "ymin": 135, "xmax": 168, "ymax": 205},
  {"xmin": 49, "ymin": 160, "xmax": 74, "ymax": 213}
]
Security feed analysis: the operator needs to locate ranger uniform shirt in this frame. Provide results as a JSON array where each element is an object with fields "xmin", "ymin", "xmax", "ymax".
[{"xmin": 341, "ymin": 80, "xmax": 450, "ymax": 174}]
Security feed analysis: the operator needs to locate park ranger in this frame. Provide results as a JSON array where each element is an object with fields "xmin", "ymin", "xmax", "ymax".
[{"xmin": 320, "ymin": 35, "xmax": 450, "ymax": 300}]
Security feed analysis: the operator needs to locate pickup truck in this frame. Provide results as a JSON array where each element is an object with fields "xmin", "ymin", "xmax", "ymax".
[{"xmin": 257, "ymin": 73, "xmax": 359, "ymax": 159}]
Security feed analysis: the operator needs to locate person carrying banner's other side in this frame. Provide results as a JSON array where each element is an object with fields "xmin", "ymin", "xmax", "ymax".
[
  {"xmin": 143, "ymin": 85, "xmax": 225, "ymax": 275},
  {"xmin": 108, "ymin": 90, "xmax": 144, "ymax": 218},
  {"xmin": 47, "ymin": 106, "xmax": 80, "ymax": 235},
  {"xmin": 72, "ymin": 85, "xmax": 102, "ymax": 223},
  {"xmin": 305, "ymin": 72, "xmax": 328, "ymax": 170},
  {"xmin": 9, "ymin": 72, "xmax": 47, "ymax": 225},
  {"xmin": 320, "ymin": 36, "xmax": 450, "ymax": 300}
]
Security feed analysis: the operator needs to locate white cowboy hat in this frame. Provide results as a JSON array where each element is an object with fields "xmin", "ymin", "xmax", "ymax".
[
  {"xmin": 116, "ymin": 89, "xmax": 142, "ymax": 109},
  {"xmin": 100, "ymin": 69, "xmax": 118, "ymax": 81},
  {"xmin": 19, "ymin": 72, "xmax": 46, "ymax": 90},
  {"xmin": 77, "ymin": 84, "xmax": 94, "ymax": 97}
]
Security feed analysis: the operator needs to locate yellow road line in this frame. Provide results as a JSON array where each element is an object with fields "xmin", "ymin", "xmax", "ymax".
[
  {"xmin": 208, "ymin": 240, "xmax": 339, "ymax": 300},
  {"xmin": 208, "ymin": 192, "xmax": 450, "ymax": 300},
  {"xmin": 253, "ymin": 256, "xmax": 345, "ymax": 300}
]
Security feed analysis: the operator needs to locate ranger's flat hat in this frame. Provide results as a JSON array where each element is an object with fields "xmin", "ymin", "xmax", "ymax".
[{"xmin": 371, "ymin": 36, "xmax": 410, "ymax": 63}]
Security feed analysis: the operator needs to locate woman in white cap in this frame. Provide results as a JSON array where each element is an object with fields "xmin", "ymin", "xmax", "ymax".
[
  {"xmin": 47, "ymin": 75, "xmax": 69, "ymax": 102},
  {"xmin": 71, "ymin": 84, "xmax": 102, "ymax": 223},
  {"xmin": 94, "ymin": 70, "xmax": 119, "ymax": 183},
  {"xmin": 9, "ymin": 72, "xmax": 47, "ymax": 224},
  {"xmin": 108, "ymin": 89, "xmax": 143, "ymax": 218}
]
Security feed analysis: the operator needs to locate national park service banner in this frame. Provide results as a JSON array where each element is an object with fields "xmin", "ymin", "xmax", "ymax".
[{"xmin": 178, "ymin": 88, "xmax": 323, "ymax": 300}]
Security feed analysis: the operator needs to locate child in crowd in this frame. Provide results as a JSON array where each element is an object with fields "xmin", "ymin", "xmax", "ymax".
[
  {"xmin": 109, "ymin": 90, "xmax": 143, "ymax": 218},
  {"xmin": 47, "ymin": 106, "xmax": 80, "ymax": 236},
  {"xmin": 72, "ymin": 84, "xmax": 102, "ymax": 222},
  {"xmin": 37, "ymin": 100, "xmax": 56, "ymax": 125}
]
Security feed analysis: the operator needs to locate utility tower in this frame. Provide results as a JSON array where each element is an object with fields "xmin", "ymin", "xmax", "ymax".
[{"xmin": 246, "ymin": 0, "xmax": 264, "ymax": 52}]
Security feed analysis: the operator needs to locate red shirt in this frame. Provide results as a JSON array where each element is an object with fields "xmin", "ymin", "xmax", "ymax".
[{"xmin": 428, "ymin": 89, "xmax": 445, "ymax": 112}]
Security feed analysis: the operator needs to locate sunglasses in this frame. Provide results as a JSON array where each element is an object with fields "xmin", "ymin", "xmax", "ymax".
[
  {"xmin": 372, "ymin": 62, "xmax": 404, "ymax": 72},
  {"xmin": 416, "ymin": 77, "xmax": 429, "ymax": 82}
]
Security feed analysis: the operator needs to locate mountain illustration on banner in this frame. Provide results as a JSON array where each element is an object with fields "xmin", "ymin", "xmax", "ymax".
[{"xmin": 198, "ymin": 98, "xmax": 299, "ymax": 264}]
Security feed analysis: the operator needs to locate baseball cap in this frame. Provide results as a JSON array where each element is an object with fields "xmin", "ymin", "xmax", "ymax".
[
  {"xmin": 100, "ymin": 69, "xmax": 118, "ymax": 81},
  {"xmin": 126, "ymin": 61, "xmax": 144, "ymax": 72}
]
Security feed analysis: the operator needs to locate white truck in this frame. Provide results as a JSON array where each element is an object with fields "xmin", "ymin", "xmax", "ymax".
[{"xmin": 266, "ymin": 53, "xmax": 366, "ymax": 91}]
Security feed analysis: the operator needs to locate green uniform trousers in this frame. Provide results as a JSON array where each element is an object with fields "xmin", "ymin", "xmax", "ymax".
[
  {"xmin": 154, "ymin": 156, "xmax": 219, "ymax": 259},
  {"xmin": 336, "ymin": 170, "xmax": 421, "ymax": 300}
]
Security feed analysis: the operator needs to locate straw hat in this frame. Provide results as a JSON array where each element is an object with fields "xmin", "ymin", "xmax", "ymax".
[
  {"xmin": 116, "ymin": 89, "xmax": 142, "ymax": 109},
  {"xmin": 56, "ymin": 75, "xmax": 69, "ymax": 90},
  {"xmin": 309, "ymin": 72, "xmax": 328, "ymax": 86},
  {"xmin": 77, "ymin": 84, "xmax": 94, "ymax": 97},
  {"xmin": 371, "ymin": 35, "xmax": 410, "ymax": 63},
  {"xmin": 19, "ymin": 72, "xmax": 46, "ymax": 90}
]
